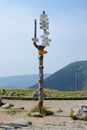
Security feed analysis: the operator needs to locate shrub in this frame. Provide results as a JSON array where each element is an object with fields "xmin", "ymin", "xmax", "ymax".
[
  {"xmin": 70, "ymin": 108, "xmax": 77, "ymax": 120},
  {"xmin": 28, "ymin": 105, "xmax": 54, "ymax": 117}
]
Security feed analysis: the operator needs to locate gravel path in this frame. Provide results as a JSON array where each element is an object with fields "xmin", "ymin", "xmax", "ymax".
[{"xmin": 0, "ymin": 100, "xmax": 87, "ymax": 129}]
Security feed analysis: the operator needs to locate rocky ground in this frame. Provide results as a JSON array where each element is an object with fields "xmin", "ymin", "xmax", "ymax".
[{"xmin": 0, "ymin": 100, "xmax": 87, "ymax": 129}]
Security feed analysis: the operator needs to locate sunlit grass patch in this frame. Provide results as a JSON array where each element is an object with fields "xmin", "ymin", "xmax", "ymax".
[
  {"xmin": 5, "ymin": 107, "xmax": 25, "ymax": 115},
  {"xmin": 28, "ymin": 105, "xmax": 54, "ymax": 117}
]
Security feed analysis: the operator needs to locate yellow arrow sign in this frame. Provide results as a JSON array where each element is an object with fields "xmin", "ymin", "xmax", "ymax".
[{"xmin": 39, "ymin": 50, "xmax": 48, "ymax": 55}]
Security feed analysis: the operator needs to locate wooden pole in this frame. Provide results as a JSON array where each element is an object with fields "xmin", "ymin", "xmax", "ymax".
[
  {"xmin": 38, "ymin": 54, "xmax": 44, "ymax": 114},
  {"xmin": 33, "ymin": 19, "xmax": 44, "ymax": 114}
]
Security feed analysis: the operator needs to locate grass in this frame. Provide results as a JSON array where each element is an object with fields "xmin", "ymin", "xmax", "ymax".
[
  {"xmin": 28, "ymin": 105, "xmax": 54, "ymax": 117},
  {"xmin": 1, "ymin": 88, "xmax": 87, "ymax": 100},
  {"xmin": 70, "ymin": 108, "xmax": 77, "ymax": 120},
  {"xmin": 6, "ymin": 107, "xmax": 25, "ymax": 115},
  {"xmin": 0, "ymin": 88, "xmax": 34, "ymax": 96}
]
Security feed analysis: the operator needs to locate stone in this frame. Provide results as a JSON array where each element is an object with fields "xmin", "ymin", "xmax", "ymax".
[
  {"xmin": 47, "ymin": 108, "xmax": 62, "ymax": 113},
  {"xmin": 4, "ymin": 118, "xmax": 32, "ymax": 129},
  {"xmin": 32, "ymin": 90, "xmax": 47, "ymax": 98},
  {"xmin": 0, "ymin": 124, "xmax": 14, "ymax": 129},
  {"xmin": 57, "ymin": 108, "xmax": 63, "ymax": 112},
  {"xmin": 0, "ymin": 97, "xmax": 4, "ymax": 106},
  {"xmin": 7, "ymin": 91, "xmax": 18, "ymax": 97},
  {"xmin": 71, "ymin": 105, "xmax": 87, "ymax": 120},
  {"xmin": 50, "ymin": 94, "xmax": 57, "ymax": 98},
  {"xmin": 31, "ymin": 112, "xmax": 43, "ymax": 117},
  {"xmin": 12, "ymin": 106, "xmax": 24, "ymax": 110},
  {"xmin": 1, "ymin": 103, "xmax": 14, "ymax": 109},
  {"xmin": 1, "ymin": 89, "xmax": 6, "ymax": 94}
]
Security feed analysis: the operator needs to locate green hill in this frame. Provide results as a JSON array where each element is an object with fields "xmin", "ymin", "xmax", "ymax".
[{"xmin": 43, "ymin": 60, "xmax": 87, "ymax": 91}]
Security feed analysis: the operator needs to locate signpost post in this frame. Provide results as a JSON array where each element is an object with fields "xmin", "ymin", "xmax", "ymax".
[{"xmin": 32, "ymin": 11, "xmax": 51, "ymax": 114}]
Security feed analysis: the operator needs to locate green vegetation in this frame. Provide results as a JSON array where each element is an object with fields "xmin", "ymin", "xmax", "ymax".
[
  {"xmin": 0, "ymin": 88, "xmax": 34, "ymax": 99},
  {"xmin": 28, "ymin": 105, "xmax": 54, "ymax": 117},
  {"xmin": 1, "ymin": 107, "xmax": 25, "ymax": 115},
  {"xmin": 70, "ymin": 108, "xmax": 77, "ymax": 120},
  {"xmin": 0, "ymin": 88, "xmax": 34, "ymax": 96},
  {"xmin": 1, "ymin": 88, "xmax": 87, "ymax": 100},
  {"xmin": 41, "ymin": 60, "xmax": 87, "ymax": 91},
  {"xmin": 44, "ymin": 89, "xmax": 87, "ymax": 99}
]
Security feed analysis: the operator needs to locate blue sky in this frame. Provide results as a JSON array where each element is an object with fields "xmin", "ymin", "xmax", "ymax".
[{"xmin": 0, "ymin": 0, "xmax": 87, "ymax": 77}]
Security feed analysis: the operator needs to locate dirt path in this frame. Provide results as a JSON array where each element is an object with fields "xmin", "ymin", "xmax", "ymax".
[{"xmin": 0, "ymin": 100, "xmax": 87, "ymax": 125}]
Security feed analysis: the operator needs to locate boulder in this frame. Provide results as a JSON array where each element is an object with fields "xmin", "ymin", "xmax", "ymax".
[
  {"xmin": 7, "ymin": 91, "xmax": 18, "ymax": 96},
  {"xmin": 71, "ymin": 105, "xmax": 87, "ymax": 120},
  {"xmin": 1, "ymin": 89, "xmax": 6, "ymax": 94}
]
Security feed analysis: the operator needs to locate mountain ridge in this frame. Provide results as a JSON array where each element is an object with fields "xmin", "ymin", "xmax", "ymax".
[
  {"xmin": 0, "ymin": 74, "xmax": 50, "ymax": 88},
  {"xmin": 43, "ymin": 60, "xmax": 87, "ymax": 91}
]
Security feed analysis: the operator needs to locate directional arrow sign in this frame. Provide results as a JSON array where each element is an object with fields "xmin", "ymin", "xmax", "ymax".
[{"xmin": 39, "ymin": 50, "xmax": 48, "ymax": 55}]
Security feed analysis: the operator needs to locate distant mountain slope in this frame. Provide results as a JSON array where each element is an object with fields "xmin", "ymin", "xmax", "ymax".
[
  {"xmin": 43, "ymin": 60, "xmax": 87, "ymax": 91},
  {"xmin": 0, "ymin": 74, "xmax": 50, "ymax": 88}
]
